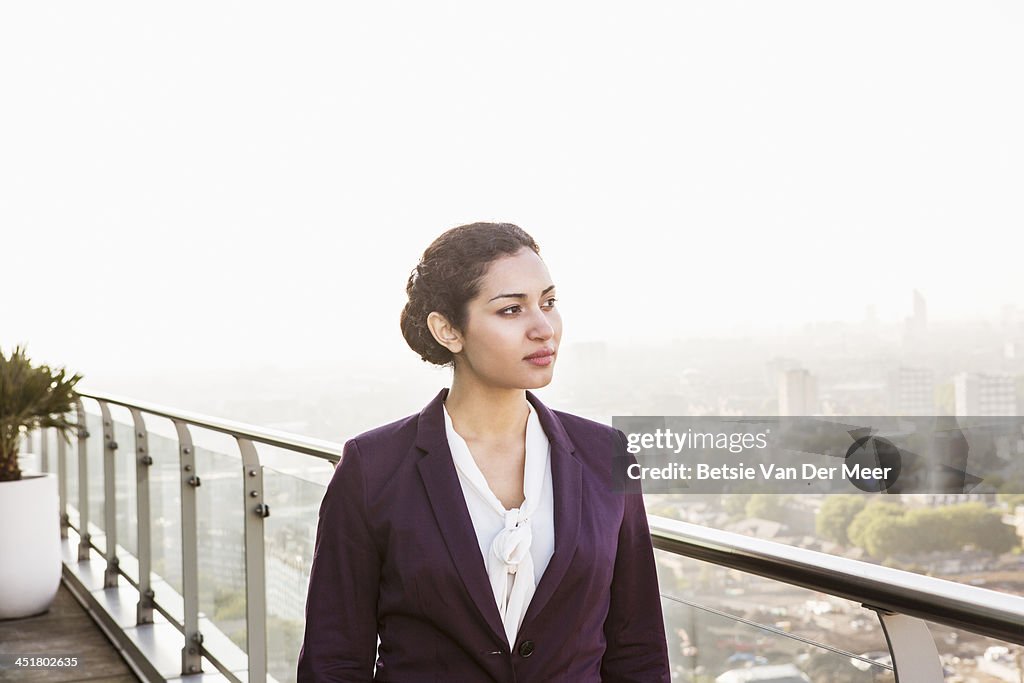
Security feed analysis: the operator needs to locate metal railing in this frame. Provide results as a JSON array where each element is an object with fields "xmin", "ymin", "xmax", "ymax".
[
  {"xmin": 50, "ymin": 391, "xmax": 340, "ymax": 682},
  {"xmin": 24, "ymin": 390, "xmax": 1024, "ymax": 682},
  {"xmin": 650, "ymin": 517, "xmax": 1024, "ymax": 681}
]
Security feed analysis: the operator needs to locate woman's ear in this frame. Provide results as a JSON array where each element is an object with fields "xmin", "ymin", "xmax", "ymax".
[{"xmin": 427, "ymin": 311, "xmax": 464, "ymax": 355}]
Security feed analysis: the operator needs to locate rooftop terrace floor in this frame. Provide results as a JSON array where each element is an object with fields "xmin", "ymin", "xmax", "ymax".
[{"xmin": 0, "ymin": 582, "xmax": 140, "ymax": 682}]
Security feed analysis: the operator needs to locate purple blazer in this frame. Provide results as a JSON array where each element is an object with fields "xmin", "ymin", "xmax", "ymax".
[{"xmin": 297, "ymin": 388, "xmax": 669, "ymax": 682}]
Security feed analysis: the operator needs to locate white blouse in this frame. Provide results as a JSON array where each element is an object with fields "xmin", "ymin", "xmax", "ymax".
[{"xmin": 442, "ymin": 400, "xmax": 555, "ymax": 647}]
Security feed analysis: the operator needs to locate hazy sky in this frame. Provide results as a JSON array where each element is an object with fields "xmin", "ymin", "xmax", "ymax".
[{"xmin": 3, "ymin": 2, "xmax": 1022, "ymax": 385}]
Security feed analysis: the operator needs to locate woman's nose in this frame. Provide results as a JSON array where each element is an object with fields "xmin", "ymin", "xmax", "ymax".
[{"xmin": 528, "ymin": 308, "xmax": 555, "ymax": 340}]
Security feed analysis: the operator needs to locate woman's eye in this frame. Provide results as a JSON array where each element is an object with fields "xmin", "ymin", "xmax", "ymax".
[{"xmin": 500, "ymin": 299, "xmax": 555, "ymax": 316}]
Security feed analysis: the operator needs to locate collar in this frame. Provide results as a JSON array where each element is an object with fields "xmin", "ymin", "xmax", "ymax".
[{"xmin": 415, "ymin": 388, "xmax": 576, "ymax": 458}]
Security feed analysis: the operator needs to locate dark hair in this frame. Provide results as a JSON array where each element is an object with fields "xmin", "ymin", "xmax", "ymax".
[{"xmin": 400, "ymin": 222, "xmax": 541, "ymax": 366}]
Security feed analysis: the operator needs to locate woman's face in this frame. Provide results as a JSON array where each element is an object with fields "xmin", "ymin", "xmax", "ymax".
[{"xmin": 452, "ymin": 247, "xmax": 562, "ymax": 391}]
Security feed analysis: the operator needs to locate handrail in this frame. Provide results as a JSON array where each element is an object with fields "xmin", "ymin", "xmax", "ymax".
[
  {"xmin": 79, "ymin": 390, "xmax": 343, "ymax": 463},
  {"xmin": 648, "ymin": 516, "xmax": 1024, "ymax": 645}
]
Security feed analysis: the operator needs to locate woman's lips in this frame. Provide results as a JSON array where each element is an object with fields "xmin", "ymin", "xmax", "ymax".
[{"xmin": 524, "ymin": 350, "xmax": 555, "ymax": 366}]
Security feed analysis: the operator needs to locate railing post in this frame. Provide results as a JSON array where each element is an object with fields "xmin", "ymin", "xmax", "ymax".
[
  {"xmin": 173, "ymin": 419, "xmax": 204, "ymax": 675},
  {"xmin": 131, "ymin": 408, "xmax": 155, "ymax": 625},
  {"xmin": 58, "ymin": 429, "xmax": 68, "ymax": 539},
  {"xmin": 99, "ymin": 401, "xmax": 119, "ymax": 588},
  {"xmin": 871, "ymin": 608, "xmax": 945, "ymax": 682},
  {"xmin": 40, "ymin": 426, "xmax": 49, "ymax": 472},
  {"xmin": 237, "ymin": 438, "xmax": 268, "ymax": 683},
  {"xmin": 76, "ymin": 399, "xmax": 91, "ymax": 561}
]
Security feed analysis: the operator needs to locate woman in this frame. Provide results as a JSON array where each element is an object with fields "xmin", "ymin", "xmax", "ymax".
[{"xmin": 297, "ymin": 223, "xmax": 669, "ymax": 682}]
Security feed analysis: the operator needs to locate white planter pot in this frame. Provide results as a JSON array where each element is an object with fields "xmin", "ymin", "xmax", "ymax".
[{"xmin": 0, "ymin": 471, "xmax": 62, "ymax": 620}]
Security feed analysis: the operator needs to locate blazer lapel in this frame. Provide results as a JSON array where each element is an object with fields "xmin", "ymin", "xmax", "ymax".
[
  {"xmin": 520, "ymin": 390, "xmax": 582, "ymax": 627},
  {"xmin": 414, "ymin": 388, "xmax": 509, "ymax": 646}
]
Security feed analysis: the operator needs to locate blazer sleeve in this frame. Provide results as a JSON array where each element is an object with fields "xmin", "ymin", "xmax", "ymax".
[
  {"xmin": 297, "ymin": 438, "xmax": 381, "ymax": 683},
  {"xmin": 600, "ymin": 429, "xmax": 671, "ymax": 683}
]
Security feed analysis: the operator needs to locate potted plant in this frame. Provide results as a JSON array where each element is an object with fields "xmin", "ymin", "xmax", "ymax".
[{"xmin": 0, "ymin": 345, "xmax": 81, "ymax": 619}]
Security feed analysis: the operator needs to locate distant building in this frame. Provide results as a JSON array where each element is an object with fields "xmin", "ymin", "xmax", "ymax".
[
  {"xmin": 903, "ymin": 289, "xmax": 928, "ymax": 350},
  {"xmin": 1001, "ymin": 337, "xmax": 1024, "ymax": 375},
  {"xmin": 765, "ymin": 357, "xmax": 803, "ymax": 396},
  {"xmin": 954, "ymin": 372, "xmax": 1017, "ymax": 416},
  {"xmin": 888, "ymin": 366, "xmax": 935, "ymax": 416},
  {"xmin": 904, "ymin": 493, "xmax": 997, "ymax": 507},
  {"xmin": 977, "ymin": 646, "xmax": 1020, "ymax": 683},
  {"xmin": 779, "ymin": 369, "xmax": 818, "ymax": 416}
]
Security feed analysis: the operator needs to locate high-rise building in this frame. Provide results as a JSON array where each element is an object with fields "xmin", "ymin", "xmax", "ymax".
[
  {"xmin": 903, "ymin": 289, "xmax": 928, "ymax": 350},
  {"xmin": 779, "ymin": 368, "xmax": 818, "ymax": 416},
  {"xmin": 888, "ymin": 366, "xmax": 935, "ymax": 415},
  {"xmin": 1000, "ymin": 304, "xmax": 1023, "ymax": 374},
  {"xmin": 765, "ymin": 357, "xmax": 803, "ymax": 396},
  {"xmin": 954, "ymin": 372, "xmax": 1018, "ymax": 416}
]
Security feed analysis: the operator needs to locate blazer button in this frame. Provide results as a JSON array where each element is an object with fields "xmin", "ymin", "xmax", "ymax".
[{"xmin": 518, "ymin": 640, "xmax": 535, "ymax": 658}]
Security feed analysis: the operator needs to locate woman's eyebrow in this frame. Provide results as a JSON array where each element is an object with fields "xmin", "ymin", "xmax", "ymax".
[{"xmin": 487, "ymin": 284, "xmax": 556, "ymax": 303}]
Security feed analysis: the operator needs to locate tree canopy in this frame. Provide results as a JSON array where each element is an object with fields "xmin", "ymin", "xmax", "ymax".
[{"xmin": 844, "ymin": 501, "xmax": 1019, "ymax": 558}]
